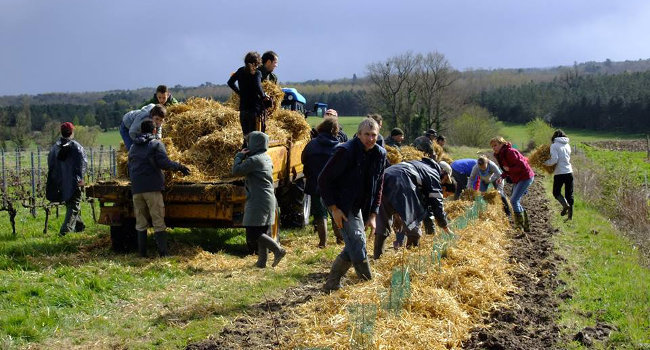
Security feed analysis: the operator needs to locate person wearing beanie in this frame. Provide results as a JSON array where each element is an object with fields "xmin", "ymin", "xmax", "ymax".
[
  {"xmin": 46, "ymin": 122, "xmax": 88, "ymax": 236},
  {"xmin": 385, "ymin": 128, "xmax": 404, "ymax": 148}
]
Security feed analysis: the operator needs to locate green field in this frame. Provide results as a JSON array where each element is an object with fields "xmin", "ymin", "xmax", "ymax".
[{"xmin": 95, "ymin": 129, "xmax": 121, "ymax": 148}]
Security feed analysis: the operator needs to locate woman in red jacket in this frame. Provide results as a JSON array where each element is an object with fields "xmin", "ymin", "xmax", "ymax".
[{"xmin": 490, "ymin": 137, "xmax": 535, "ymax": 232}]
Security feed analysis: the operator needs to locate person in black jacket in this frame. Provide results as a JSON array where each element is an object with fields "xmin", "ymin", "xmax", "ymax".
[
  {"xmin": 259, "ymin": 51, "xmax": 279, "ymax": 84},
  {"xmin": 46, "ymin": 122, "xmax": 87, "ymax": 236},
  {"xmin": 128, "ymin": 120, "xmax": 190, "ymax": 257},
  {"xmin": 228, "ymin": 51, "xmax": 267, "ymax": 144},
  {"xmin": 373, "ymin": 159, "xmax": 453, "ymax": 259},
  {"xmin": 302, "ymin": 118, "xmax": 344, "ymax": 247},
  {"xmin": 318, "ymin": 118, "xmax": 387, "ymax": 291}
]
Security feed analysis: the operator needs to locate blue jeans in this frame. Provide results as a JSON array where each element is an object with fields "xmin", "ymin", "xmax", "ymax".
[
  {"xmin": 337, "ymin": 209, "xmax": 368, "ymax": 263},
  {"xmin": 511, "ymin": 177, "xmax": 534, "ymax": 213},
  {"xmin": 119, "ymin": 122, "xmax": 133, "ymax": 150}
]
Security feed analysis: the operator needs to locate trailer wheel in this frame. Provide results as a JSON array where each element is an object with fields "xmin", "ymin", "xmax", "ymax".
[
  {"xmin": 110, "ymin": 218, "xmax": 138, "ymax": 253},
  {"xmin": 278, "ymin": 179, "xmax": 310, "ymax": 228}
]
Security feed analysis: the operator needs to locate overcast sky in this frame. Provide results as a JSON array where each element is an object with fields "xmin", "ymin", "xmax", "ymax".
[{"xmin": 2, "ymin": 0, "xmax": 650, "ymax": 96}]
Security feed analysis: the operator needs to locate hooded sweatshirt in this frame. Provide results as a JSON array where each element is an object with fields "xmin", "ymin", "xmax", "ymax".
[
  {"xmin": 46, "ymin": 137, "xmax": 87, "ymax": 202},
  {"xmin": 128, "ymin": 134, "xmax": 183, "ymax": 194},
  {"xmin": 232, "ymin": 131, "xmax": 276, "ymax": 226},
  {"xmin": 544, "ymin": 136, "xmax": 573, "ymax": 175}
]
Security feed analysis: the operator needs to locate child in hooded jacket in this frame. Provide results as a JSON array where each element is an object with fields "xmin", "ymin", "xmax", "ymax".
[
  {"xmin": 232, "ymin": 131, "xmax": 286, "ymax": 268},
  {"xmin": 544, "ymin": 129, "xmax": 574, "ymax": 219}
]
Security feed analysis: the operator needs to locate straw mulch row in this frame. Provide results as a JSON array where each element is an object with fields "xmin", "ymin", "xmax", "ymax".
[
  {"xmin": 527, "ymin": 144, "xmax": 555, "ymax": 174},
  {"xmin": 385, "ymin": 144, "xmax": 454, "ymax": 166},
  {"xmin": 116, "ymin": 83, "xmax": 310, "ymax": 183},
  {"xmin": 286, "ymin": 199, "xmax": 514, "ymax": 349}
]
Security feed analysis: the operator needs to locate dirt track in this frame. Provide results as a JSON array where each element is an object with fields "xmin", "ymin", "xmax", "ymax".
[
  {"xmin": 186, "ymin": 175, "xmax": 565, "ymax": 350},
  {"xmin": 463, "ymin": 174, "xmax": 563, "ymax": 349}
]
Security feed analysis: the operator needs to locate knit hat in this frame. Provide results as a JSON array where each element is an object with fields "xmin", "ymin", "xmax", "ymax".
[
  {"xmin": 60, "ymin": 122, "xmax": 74, "ymax": 136},
  {"xmin": 324, "ymin": 109, "xmax": 338, "ymax": 117},
  {"xmin": 390, "ymin": 128, "xmax": 404, "ymax": 137},
  {"xmin": 425, "ymin": 128, "xmax": 437, "ymax": 137},
  {"xmin": 438, "ymin": 161, "xmax": 452, "ymax": 177}
]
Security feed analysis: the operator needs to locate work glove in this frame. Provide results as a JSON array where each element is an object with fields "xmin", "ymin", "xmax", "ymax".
[{"xmin": 179, "ymin": 165, "xmax": 191, "ymax": 176}]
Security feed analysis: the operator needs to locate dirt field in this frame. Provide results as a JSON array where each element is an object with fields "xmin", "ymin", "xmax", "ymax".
[
  {"xmin": 185, "ymin": 175, "xmax": 577, "ymax": 350},
  {"xmin": 584, "ymin": 139, "xmax": 649, "ymax": 152}
]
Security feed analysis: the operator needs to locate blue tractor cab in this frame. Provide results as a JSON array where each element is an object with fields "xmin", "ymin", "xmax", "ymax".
[
  {"xmin": 312, "ymin": 102, "xmax": 328, "ymax": 117},
  {"xmin": 281, "ymin": 88, "xmax": 307, "ymax": 115}
]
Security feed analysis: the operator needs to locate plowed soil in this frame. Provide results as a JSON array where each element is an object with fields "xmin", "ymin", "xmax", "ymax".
[{"xmin": 584, "ymin": 139, "xmax": 648, "ymax": 152}]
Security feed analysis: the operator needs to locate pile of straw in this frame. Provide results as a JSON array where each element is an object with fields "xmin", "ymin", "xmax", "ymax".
[
  {"xmin": 287, "ymin": 198, "xmax": 514, "ymax": 349},
  {"xmin": 528, "ymin": 144, "xmax": 555, "ymax": 174},
  {"xmin": 115, "ymin": 84, "xmax": 310, "ymax": 182}
]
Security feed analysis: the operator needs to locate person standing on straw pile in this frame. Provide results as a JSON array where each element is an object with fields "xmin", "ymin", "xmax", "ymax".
[
  {"xmin": 128, "ymin": 120, "xmax": 190, "ymax": 257},
  {"xmin": 468, "ymin": 155, "xmax": 511, "ymax": 216},
  {"xmin": 544, "ymin": 129, "xmax": 574, "ymax": 220},
  {"xmin": 319, "ymin": 119, "xmax": 386, "ymax": 291},
  {"xmin": 232, "ymin": 131, "xmax": 287, "ymax": 268},
  {"xmin": 228, "ymin": 51, "xmax": 268, "ymax": 145},
  {"xmin": 142, "ymin": 84, "xmax": 178, "ymax": 107},
  {"xmin": 373, "ymin": 158, "xmax": 453, "ymax": 259},
  {"xmin": 302, "ymin": 118, "xmax": 344, "ymax": 248},
  {"xmin": 46, "ymin": 122, "xmax": 87, "ymax": 236},
  {"xmin": 259, "ymin": 51, "xmax": 279, "ymax": 84},
  {"xmin": 491, "ymin": 137, "xmax": 535, "ymax": 232},
  {"xmin": 120, "ymin": 104, "xmax": 166, "ymax": 150}
]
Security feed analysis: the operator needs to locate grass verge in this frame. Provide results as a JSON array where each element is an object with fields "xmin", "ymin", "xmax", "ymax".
[{"xmin": 545, "ymin": 179, "xmax": 650, "ymax": 349}]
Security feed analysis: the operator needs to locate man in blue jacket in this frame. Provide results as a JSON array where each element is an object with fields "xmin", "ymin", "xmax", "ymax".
[
  {"xmin": 373, "ymin": 159, "xmax": 453, "ymax": 259},
  {"xmin": 128, "ymin": 120, "xmax": 190, "ymax": 257},
  {"xmin": 318, "ymin": 118, "xmax": 386, "ymax": 291},
  {"xmin": 46, "ymin": 122, "xmax": 87, "ymax": 236},
  {"xmin": 451, "ymin": 158, "xmax": 478, "ymax": 199}
]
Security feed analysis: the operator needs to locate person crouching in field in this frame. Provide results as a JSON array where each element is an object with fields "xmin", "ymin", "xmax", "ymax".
[
  {"xmin": 232, "ymin": 131, "xmax": 286, "ymax": 268},
  {"xmin": 318, "ymin": 119, "xmax": 387, "ymax": 291},
  {"xmin": 373, "ymin": 158, "xmax": 453, "ymax": 259},
  {"xmin": 468, "ymin": 155, "xmax": 511, "ymax": 216},
  {"xmin": 120, "ymin": 104, "xmax": 166, "ymax": 150},
  {"xmin": 128, "ymin": 120, "xmax": 190, "ymax": 257},
  {"xmin": 544, "ymin": 129, "xmax": 574, "ymax": 220},
  {"xmin": 302, "ymin": 117, "xmax": 344, "ymax": 248},
  {"xmin": 46, "ymin": 122, "xmax": 87, "ymax": 236},
  {"xmin": 491, "ymin": 137, "xmax": 535, "ymax": 232}
]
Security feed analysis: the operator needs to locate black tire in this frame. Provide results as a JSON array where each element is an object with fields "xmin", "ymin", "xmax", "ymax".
[
  {"xmin": 277, "ymin": 179, "xmax": 311, "ymax": 228},
  {"xmin": 110, "ymin": 218, "xmax": 138, "ymax": 253}
]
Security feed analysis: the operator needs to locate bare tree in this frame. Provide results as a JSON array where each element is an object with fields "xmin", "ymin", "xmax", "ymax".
[
  {"xmin": 367, "ymin": 52, "xmax": 420, "ymax": 134},
  {"xmin": 415, "ymin": 52, "xmax": 458, "ymax": 133}
]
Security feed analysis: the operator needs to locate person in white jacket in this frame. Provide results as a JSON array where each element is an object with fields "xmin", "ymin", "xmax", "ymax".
[{"xmin": 544, "ymin": 129, "xmax": 574, "ymax": 219}]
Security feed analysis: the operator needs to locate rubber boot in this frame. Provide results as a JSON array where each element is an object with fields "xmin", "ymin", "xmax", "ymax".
[
  {"xmin": 332, "ymin": 221, "xmax": 344, "ymax": 244},
  {"xmin": 373, "ymin": 234, "xmax": 389, "ymax": 259},
  {"xmin": 154, "ymin": 231, "xmax": 168, "ymax": 257},
  {"xmin": 324, "ymin": 255, "xmax": 352, "ymax": 291},
  {"xmin": 406, "ymin": 235, "xmax": 420, "ymax": 248},
  {"xmin": 556, "ymin": 195, "xmax": 570, "ymax": 216},
  {"xmin": 258, "ymin": 234, "xmax": 286, "ymax": 267},
  {"xmin": 522, "ymin": 210, "xmax": 531, "ymax": 233},
  {"xmin": 513, "ymin": 212, "xmax": 524, "ymax": 231},
  {"xmin": 423, "ymin": 215, "xmax": 436, "ymax": 235},
  {"xmin": 255, "ymin": 242, "xmax": 268, "ymax": 268},
  {"xmin": 353, "ymin": 259, "xmax": 372, "ymax": 281},
  {"xmin": 316, "ymin": 218, "xmax": 328, "ymax": 248},
  {"xmin": 137, "ymin": 230, "xmax": 148, "ymax": 257},
  {"xmin": 567, "ymin": 205, "xmax": 573, "ymax": 220}
]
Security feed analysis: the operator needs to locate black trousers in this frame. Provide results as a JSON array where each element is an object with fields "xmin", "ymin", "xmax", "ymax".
[
  {"xmin": 553, "ymin": 173, "xmax": 574, "ymax": 206},
  {"xmin": 246, "ymin": 226, "xmax": 270, "ymax": 255}
]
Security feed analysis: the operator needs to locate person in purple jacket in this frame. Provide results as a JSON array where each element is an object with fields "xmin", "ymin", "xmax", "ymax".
[{"xmin": 318, "ymin": 118, "xmax": 387, "ymax": 291}]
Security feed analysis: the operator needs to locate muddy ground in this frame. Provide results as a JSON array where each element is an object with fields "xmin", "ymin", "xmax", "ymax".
[
  {"xmin": 584, "ymin": 139, "xmax": 649, "ymax": 152},
  {"xmin": 185, "ymin": 174, "xmax": 598, "ymax": 350}
]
